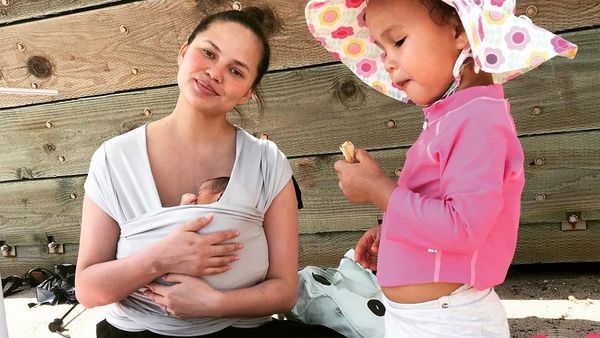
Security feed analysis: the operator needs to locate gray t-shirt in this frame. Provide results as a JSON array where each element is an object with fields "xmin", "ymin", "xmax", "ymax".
[{"xmin": 84, "ymin": 125, "xmax": 293, "ymax": 336}]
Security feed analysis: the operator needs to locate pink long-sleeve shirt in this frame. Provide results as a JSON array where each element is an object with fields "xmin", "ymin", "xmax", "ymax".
[{"xmin": 377, "ymin": 84, "xmax": 525, "ymax": 290}]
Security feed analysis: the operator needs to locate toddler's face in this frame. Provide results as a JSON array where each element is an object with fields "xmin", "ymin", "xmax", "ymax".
[{"xmin": 366, "ymin": 0, "xmax": 468, "ymax": 105}]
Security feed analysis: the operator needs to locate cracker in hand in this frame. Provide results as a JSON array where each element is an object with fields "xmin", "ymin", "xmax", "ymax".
[{"xmin": 339, "ymin": 141, "xmax": 357, "ymax": 163}]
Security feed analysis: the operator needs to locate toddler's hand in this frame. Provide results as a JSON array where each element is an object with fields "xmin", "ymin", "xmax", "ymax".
[
  {"xmin": 355, "ymin": 226, "xmax": 381, "ymax": 271},
  {"xmin": 334, "ymin": 148, "xmax": 394, "ymax": 206},
  {"xmin": 180, "ymin": 193, "xmax": 197, "ymax": 205}
]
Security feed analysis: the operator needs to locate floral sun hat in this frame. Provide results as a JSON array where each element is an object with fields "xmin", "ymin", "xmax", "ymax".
[{"xmin": 305, "ymin": 0, "xmax": 578, "ymax": 103}]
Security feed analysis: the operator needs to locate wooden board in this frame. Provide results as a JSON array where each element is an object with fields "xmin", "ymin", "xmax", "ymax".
[
  {"xmin": 0, "ymin": 0, "xmax": 328, "ymax": 108},
  {"xmin": 1, "ymin": 28, "xmax": 598, "ymax": 183},
  {"xmin": 515, "ymin": 0, "xmax": 600, "ymax": 32},
  {"xmin": 2, "ymin": 0, "xmax": 598, "ymax": 29},
  {"xmin": 0, "ymin": 0, "xmax": 125, "ymax": 25},
  {"xmin": 2, "ymin": 222, "xmax": 598, "ymax": 276},
  {"xmin": 2, "ymin": 130, "xmax": 600, "ymax": 245},
  {"xmin": 1, "ymin": 0, "xmax": 598, "ymax": 108}
]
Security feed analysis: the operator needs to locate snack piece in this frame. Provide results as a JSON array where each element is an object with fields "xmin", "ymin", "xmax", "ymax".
[{"xmin": 339, "ymin": 141, "xmax": 356, "ymax": 163}]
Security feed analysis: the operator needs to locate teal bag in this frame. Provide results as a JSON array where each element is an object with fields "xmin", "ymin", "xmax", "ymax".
[{"xmin": 289, "ymin": 250, "xmax": 386, "ymax": 338}]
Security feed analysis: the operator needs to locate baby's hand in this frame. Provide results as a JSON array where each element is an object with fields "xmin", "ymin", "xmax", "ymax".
[{"xmin": 180, "ymin": 193, "xmax": 197, "ymax": 205}]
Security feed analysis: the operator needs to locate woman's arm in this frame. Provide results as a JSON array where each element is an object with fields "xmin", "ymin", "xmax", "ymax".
[
  {"xmin": 145, "ymin": 180, "xmax": 299, "ymax": 318},
  {"xmin": 75, "ymin": 195, "xmax": 241, "ymax": 308}
]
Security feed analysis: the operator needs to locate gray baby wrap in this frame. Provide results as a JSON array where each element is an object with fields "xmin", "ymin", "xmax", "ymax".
[
  {"xmin": 84, "ymin": 125, "xmax": 293, "ymax": 336},
  {"xmin": 117, "ymin": 204, "xmax": 268, "ymax": 290}
]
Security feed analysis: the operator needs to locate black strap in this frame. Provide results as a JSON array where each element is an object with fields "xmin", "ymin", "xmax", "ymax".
[{"xmin": 291, "ymin": 176, "xmax": 304, "ymax": 210}]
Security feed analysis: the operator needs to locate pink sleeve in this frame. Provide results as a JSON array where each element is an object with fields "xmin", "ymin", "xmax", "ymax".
[{"xmin": 384, "ymin": 112, "xmax": 515, "ymax": 253}]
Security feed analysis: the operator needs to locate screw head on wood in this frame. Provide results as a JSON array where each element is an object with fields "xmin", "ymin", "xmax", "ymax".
[
  {"xmin": 45, "ymin": 121, "xmax": 53, "ymax": 128},
  {"xmin": 525, "ymin": 5, "xmax": 538, "ymax": 17},
  {"xmin": 70, "ymin": 193, "xmax": 77, "ymax": 200},
  {"xmin": 531, "ymin": 106, "xmax": 543, "ymax": 115},
  {"xmin": 31, "ymin": 82, "xmax": 39, "ymax": 89},
  {"xmin": 567, "ymin": 214, "xmax": 579, "ymax": 224},
  {"xmin": 144, "ymin": 108, "xmax": 152, "ymax": 117},
  {"xmin": 16, "ymin": 42, "xmax": 25, "ymax": 52},
  {"xmin": 259, "ymin": 133, "xmax": 269, "ymax": 140},
  {"xmin": 0, "ymin": 245, "xmax": 10, "ymax": 252},
  {"xmin": 232, "ymin": 1, "xmax": 242, "ymax": 10},
  {"xmin": 533, "ymin": 157, "xmax": 546, "ymax": 166},
  {"xmin": 534, "ymin": 193, "xmax": 546, "ymax": 202},
  {"xmin": 131, "ymin": 67, "xmax": 139, "ymax": 75},
  {"xmin": 394, "ymin": 168, "xmax": 401, "ymax": 177},
  {"xmin": 120, "ymin": 25, "xmax": 129, "ymax": 34},
  {"xmin": 386, "ymin": 120, "xmax": 397, "ymax": 129},
  {"xmin": 58, "ymin": 155, "xmax": 65, "ymax": 163}
]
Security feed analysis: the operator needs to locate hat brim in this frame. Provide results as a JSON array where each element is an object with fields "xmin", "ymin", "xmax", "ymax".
[{"xmin": 305, "ymin": 0, "xmax": 578, "ymax": 103}]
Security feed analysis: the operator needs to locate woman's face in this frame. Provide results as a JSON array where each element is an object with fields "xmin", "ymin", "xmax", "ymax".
[{"xmin": 177, "ymin": 21, "xmax": 262, "ymax": 114}]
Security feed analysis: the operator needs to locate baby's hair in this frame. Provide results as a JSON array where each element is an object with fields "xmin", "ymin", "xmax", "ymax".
[
  {"xmin": 188, "ymin": 5, "xmax": 283, "ymax": 113},
  {"xmin": 419, "ymin": 0, "xmax": 463, "ymax": 33},
  {"xmin": 202, "ymin": 176, "xmax": 230, "ymax": 194}
]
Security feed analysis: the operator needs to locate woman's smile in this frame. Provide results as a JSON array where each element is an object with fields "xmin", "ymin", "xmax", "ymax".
[{"xmin": 194, "ymin": 78, "xmax": 220, "ymax": 96}]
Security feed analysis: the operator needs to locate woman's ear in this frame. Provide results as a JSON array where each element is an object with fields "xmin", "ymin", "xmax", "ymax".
[
  {"xmin": 178, "ymin": 42, "xmax": 190, "ymax": 66},
  {"xmin": 237, "ymin": 89, "xmax": 254, "ymax": 105}
]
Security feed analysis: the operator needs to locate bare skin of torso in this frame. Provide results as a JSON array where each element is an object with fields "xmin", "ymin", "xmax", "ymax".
[
  {"xmin": 145, "ymin": 117, "xmax": 237, "ymax": 208},
  {"xmin": 381, "ymin": 68, "xmax": 493, "ymax": 304}
]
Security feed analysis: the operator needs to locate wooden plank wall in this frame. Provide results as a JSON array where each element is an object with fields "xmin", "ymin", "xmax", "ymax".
[{"xmin": 1, "ymin": 0, "xmax": 599, "ymax": 276}]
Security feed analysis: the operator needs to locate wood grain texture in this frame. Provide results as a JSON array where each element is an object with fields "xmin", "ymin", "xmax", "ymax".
[
  {"xmin": 1, "ymin": 27, "xmax": 598, "ymax": 183},
  {"xmin": 1, "ymin": 1, "xmax": 597, "ymax": 108},
  {"xmin": 2, "ymin": 130, "xmax": 600, "ymax": 246},
  {"xmin": 0, "ymin": 0, "xmax": 126, "ymax": 25},
  {"xmin": 0, "ymin": 0, "xmax": 327, "ymax": 108},
  {"xmin": 2, "ymin": 222, "xmax": 598, "ymax": 275}
]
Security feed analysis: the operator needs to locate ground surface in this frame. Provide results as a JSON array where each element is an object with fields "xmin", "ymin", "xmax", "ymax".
[{"xmin": 3, "ymin": 263, "xmax": 599, "ymax": 338}]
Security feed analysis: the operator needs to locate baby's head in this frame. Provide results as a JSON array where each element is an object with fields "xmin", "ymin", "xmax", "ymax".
[
  {"xmin": 365, "ymin": 0, "xmax": 470, "ymax": 105},
  {"xmin": 197, "ymin": 177, "xmax": 230, "ymax": 204}
]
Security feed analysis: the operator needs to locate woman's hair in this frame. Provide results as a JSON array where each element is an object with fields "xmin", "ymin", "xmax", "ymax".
[
  {"xmin": 187, "ymin": 5, "xmax": 282, "ymax": 112},
  {"xmin": 419, "ymin": 0, "xmax": 463, "ymax": 32}
]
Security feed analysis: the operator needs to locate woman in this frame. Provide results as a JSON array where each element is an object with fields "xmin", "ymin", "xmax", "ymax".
[{"xmin": 76, "ymin": 6, "xmax": 343, "ymax": 338}]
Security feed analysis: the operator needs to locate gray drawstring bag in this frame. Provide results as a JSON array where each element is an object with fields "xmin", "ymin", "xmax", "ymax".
[{"xmin": 288, "ymin": 250, "xmax": 386, "ymax": 338}]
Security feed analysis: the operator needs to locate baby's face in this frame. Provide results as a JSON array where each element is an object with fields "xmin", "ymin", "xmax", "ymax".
[{"xmin": 196, "ymin": 188, "xmax": 222, "ymax": 204}]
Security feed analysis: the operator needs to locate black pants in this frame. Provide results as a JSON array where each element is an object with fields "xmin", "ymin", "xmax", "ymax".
[{"xmin": 97, "ymin": 318, "xmax": 347, "ymax": 338}]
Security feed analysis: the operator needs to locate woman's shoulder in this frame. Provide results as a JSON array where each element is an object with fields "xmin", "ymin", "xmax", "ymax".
[
  {"xmin": 236, "ymin": 126, "xmax": 286, "ymax": 155},
  {"xmin": 103, "ymin": 124, "xmax": 146, "ymax": 149}
]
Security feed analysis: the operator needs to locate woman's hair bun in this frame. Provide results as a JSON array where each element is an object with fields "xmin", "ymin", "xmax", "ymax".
[{"xmin": 241, "ymin": 5, "xmax": 282, "ymax": 38}]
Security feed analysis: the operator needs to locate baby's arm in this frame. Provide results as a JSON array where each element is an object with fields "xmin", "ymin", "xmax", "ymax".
[{"xmin": 180, "ymin": 193, "xmax": 197, "ymax": 205}]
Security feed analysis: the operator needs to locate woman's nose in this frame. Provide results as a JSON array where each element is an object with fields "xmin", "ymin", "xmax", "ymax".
[{"xmin": 205, "ymin": 66, "xmax": 223, "ymax": 84}]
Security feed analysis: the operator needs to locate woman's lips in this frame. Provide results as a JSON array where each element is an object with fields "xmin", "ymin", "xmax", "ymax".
[{"xmin": 194, "ymin": 79, "xmax": 219, "ymax": 96}]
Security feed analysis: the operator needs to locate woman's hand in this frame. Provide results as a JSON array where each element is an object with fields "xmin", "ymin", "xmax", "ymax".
[
  {"xmin": 150, "ymin": 214, "xmax": 242, "ymax": 277},
  {"xmin": 333, "ymin": 148, "xmax": 396, "ymax": 209},
  {"xmin": 355, "ymin": 226, "xmax": 381, "ymax": 271},
  {"xmin": 145, "ymin": 274, "xmax": 223, "ymax": 319}
]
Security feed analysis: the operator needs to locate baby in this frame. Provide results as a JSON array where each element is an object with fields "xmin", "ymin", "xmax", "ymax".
[{"xmin": 180, "ymin": 177, "xmax": 229, "ymax": 205}]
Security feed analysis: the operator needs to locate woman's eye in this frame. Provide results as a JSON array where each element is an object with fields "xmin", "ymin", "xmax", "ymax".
[
  {"xmin": 203, "ymin": 49, "xmax": 215, "ymax": 59},
  {"xmin": 394, "ymin": 38, "xmax": 405, "ymax": 47},
  {"xmin": 230, "ymin": 68, "xmax": 243, "ymax": 77}
]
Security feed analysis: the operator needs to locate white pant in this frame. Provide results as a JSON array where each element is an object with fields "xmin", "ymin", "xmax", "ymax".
[{"xmin": 382, "ymin": 285, "xmax": 510, "ymax": 338}]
